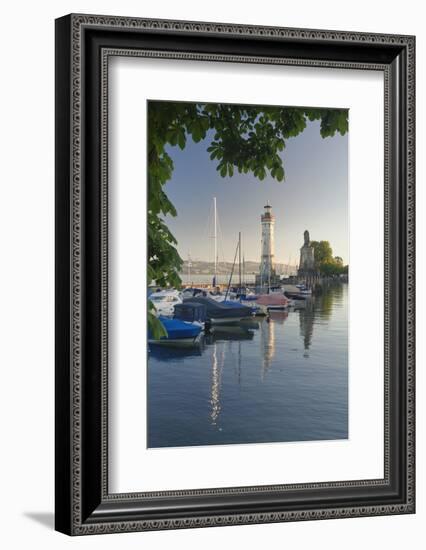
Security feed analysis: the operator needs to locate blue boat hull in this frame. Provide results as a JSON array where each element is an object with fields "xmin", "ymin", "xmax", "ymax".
[{"xmin": 149, "ymin": 316, "xmax": 203, "ymax": 347}]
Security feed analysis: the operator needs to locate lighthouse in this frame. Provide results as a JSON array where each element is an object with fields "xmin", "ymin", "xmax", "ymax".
[{"xmin": 260, "ymin": 203, "xmax": 276, "ymax": 286}]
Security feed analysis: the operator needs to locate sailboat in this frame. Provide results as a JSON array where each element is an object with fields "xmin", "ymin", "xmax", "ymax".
[
  {"xmin": 184, "ymin": 232, "xmax": 253, "ymax": 324},
  {"xmin": 207, "ymin": 197, "xmax": 237, "ymax": 301}
]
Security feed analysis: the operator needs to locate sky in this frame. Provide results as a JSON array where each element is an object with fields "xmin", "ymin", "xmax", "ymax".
[{"xmin": 161, "ymin": 109, "xmax": 348, "ymax": 267}]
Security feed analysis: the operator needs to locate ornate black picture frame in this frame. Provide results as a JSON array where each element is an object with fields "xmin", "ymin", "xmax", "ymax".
[{"xmin": 55, "ymin": 13, "xmax": 415, "ymax": 535}]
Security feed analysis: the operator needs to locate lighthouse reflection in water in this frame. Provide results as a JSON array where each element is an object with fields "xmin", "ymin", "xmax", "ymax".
[{"xmin": 147, "ymin": 285, "xmax": 348, "ymax": 448}]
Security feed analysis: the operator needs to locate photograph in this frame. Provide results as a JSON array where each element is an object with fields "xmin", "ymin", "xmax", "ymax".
[
  {"xmin": 147, "ymin": 100, "xmax": 349, "ymax": 448},
  {"xmin": 52, "ymin": 9, "xmax": 415, "ymax": 538}
]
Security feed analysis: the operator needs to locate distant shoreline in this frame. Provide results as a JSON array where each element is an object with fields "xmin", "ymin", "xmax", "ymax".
[{"xmin": 180, "ymin": 259, "xmax": 297, "ymax": 277}]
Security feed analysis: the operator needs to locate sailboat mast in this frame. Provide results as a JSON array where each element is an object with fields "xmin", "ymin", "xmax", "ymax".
[
  {"xmin": 213, "ymin": 197, "xmax": 217, "ymax": 284},
  {"xmin": 187, "ymin": 252, "xmax": 192, "ymax": 285},
  {"xmin": 225, "ymin": 239, "xmax": 239, "ymax": 300},
  {"xmin": 238, "ymin": 232, "xmax": 242, "ymax": 295}
]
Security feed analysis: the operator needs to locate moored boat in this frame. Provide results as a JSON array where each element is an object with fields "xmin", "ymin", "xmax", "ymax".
[
  {"xmin": 240, "ymin": 301, "xmax": 264, "ymax": 315},
  {"xmin": 231, "ymin": 286, "xmax": 258, "ymax": 301},
  {"xmin": 256, "ymin": 293, "xmax": 289, "ymax": 311},
  {"xmin": 295, "ymin": 284, "xmax": 312, "ymax": 295},
  {"xmin": 148, "ymin": 316, "xmax": 203, "ymax": 347},
  {"xmin": 149, "ymin": 289, "xmax": 182, "ymax": 317},
  {"xmin": 208, "ymin": 291, "xmax": 237, "ymax": 302},
  {"xmin": 224, "ymin": 299, "xmax": 261, "ymax": 316},
  {"xmin": 183, "ymin": 296, "xmax": 253, "ymax": 325},
  {"xmin": 173, "ymin": 302, "xmax": 206, "ymax": 328}
]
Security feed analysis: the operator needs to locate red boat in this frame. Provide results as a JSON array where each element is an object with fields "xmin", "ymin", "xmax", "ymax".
[{"xmin": 256, "ymin": 294, "xmax": 289, "ymax": 311}]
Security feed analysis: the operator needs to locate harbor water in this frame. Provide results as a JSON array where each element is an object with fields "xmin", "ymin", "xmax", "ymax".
[{"xmin": 148, "ymin": 284, "xmax": 348, "ymax": 448}]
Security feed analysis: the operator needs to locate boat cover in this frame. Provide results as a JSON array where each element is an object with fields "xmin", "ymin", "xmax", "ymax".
[
  {"xmin": 183, "ymin": 296, "xmax": 252, "ymax": 319},
  {"xmin": 151, "ymin": 316, "xmax": 202, "ymax": 340},
  {"xmin": 174, "ymin": 303, "xmax": 207, "ymax": 323}
]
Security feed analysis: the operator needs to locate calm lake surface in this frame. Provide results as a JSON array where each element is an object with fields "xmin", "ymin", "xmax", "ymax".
[{"xmin": 148, "ymin": 284, "xmax": 348, "ymax": 448}]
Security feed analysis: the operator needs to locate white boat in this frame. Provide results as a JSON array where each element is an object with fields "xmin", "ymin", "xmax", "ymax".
[
  {"xmin": 181, "ymin": 287, "xmax": 237, "ymax": 302},
  {"xmin": 181, "ymin": 287, "xmax": 206, "ymax": 299},
  {"xmin": 295, "ymin": 284, "xmax": 312, "ymax": 295},
  {"xmin": 209, "ymin": 291, "xmax": 237, "ymax": 302},
  {"xmin": 149, "ymin": 289, "xmax": 182, "ymax": 317}
]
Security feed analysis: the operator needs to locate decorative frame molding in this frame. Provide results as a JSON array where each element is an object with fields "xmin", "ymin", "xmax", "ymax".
[{"xmin": 55, "ymin": 14, "xmax": 415, "ymax": 535}]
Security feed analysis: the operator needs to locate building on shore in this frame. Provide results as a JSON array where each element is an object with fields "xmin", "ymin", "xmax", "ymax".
[{"xmin": 297, "ymin": 230, "xmax": 320, "ymax": 288}]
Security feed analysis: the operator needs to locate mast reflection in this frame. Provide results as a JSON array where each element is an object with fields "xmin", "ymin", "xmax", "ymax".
[
  {"xmin": 210, "ymin": 343, "xmax": 222, "ymax": 426},
  {"xmin": 207, "ymin": 324, "xmax": 256, "ymax": 426}
]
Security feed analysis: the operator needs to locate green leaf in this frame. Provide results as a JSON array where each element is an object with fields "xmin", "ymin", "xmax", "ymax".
[
  {"xmin": 177, "ymin": 131, "xmax": 186, "ymax": 150},
  {"xmin": 147, "ymin": 101, "xmax": 348, "ymax": 307},
  {"xmin": 275, "ymin": 166, "xmax": 284, "ymax": 182},
  {"xmin": 148, "ymin": 309, "xmax": 168, "ymax": 340}
]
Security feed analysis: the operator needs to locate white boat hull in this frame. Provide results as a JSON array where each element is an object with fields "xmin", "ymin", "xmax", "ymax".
[{"xmin": 153, "ymin": 306, "xmax": 175, "ymax": 317}]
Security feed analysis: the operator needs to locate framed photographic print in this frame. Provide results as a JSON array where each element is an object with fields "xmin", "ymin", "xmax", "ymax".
[{"xmin": 55, "ymin": 14, "xmax": 415, "ymax": 535}]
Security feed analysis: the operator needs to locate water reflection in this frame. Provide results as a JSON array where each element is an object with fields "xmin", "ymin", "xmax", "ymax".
[
  {"xmin": 316, "ymin": 284, "xmax": 344, "ymax": 321},
  {"xmin": 210, "ymin": 343, "xmax": 224, "ymax": 426},
  {"xmin": 208, "ymin": 326, "xmax": 252, "ymax": 426},
  {"xmin": 298, "ymin": 286, "xmax": 344, "ymax": 357},
  {"xmin": 148, "ymin": 342, "xmax": 205, "ymax": 362},
  {"xmin": 260, "ymin": 312, "xmax": 288, "ymax": 379},
  {"xmin": 148, "ymin": 285, "xmax": 349, "ymax": 448},
  {"xmin": 206, "ymin": 325, "xmax": 255, "ymax": 342},
  {"xmin": 299, "ymin": 304, "xmax": 314, "ymax": 357}
]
